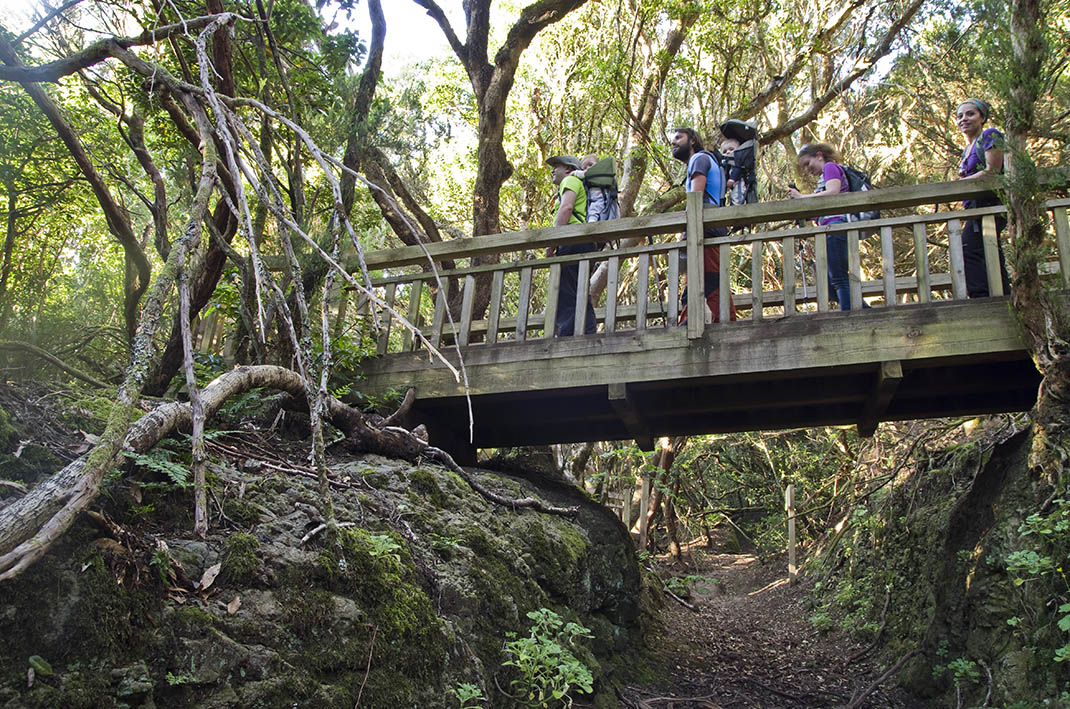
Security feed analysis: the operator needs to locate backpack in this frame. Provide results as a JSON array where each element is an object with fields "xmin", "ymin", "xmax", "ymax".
[
  {"xmin": 718, "ymin": 120, "xmax": 759, "ymax": 206},
  {"xmin": 686, "ymin": 150, "xmax": 726, "ymax": 207},
  {"xmin": 841, "ymin": 165, "xmax": 880, "ymax": 223},
  {"xmin": 580, "ymin": 156, "xmax": 620, "ymax": 223}
]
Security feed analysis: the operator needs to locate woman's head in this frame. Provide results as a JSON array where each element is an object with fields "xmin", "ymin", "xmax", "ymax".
[
  {"xmin": 956, "ymin": 99, "xmax": 991, "ymax": 135},
  {"xmin": 797, "ymin": 143, "xmax": 841, "ymax": 176}
]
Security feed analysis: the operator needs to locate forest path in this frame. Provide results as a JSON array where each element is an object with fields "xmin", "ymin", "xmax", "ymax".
[{"xmin": 618, "ymin": 546, "xmax": 924, "ymax": 708}]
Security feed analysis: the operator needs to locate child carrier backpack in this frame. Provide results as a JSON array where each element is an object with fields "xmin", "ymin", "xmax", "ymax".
[
  {"xmin": 581, "ymin": 156, "xmax": 620, "ymax": 223},
  {"xmin": 842, "ymin": 165, "xmax": 881, "ymax": 223},
  {"xmin": 718, "ymin": 119, "xmax": 759, "ymax": 206}
]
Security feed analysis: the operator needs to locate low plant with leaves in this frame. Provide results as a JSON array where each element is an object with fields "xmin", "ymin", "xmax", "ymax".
[{"xmin": 501, "ymin": 608, "xmax": 594, "ymax": 707}]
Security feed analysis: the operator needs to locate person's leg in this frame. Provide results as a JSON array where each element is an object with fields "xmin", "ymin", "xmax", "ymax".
[
  {"xmin": 555, "ymin": 261, "xmax": 579, "ymax": 336},
  {"xmin": 826, "ymin": 231, "xmax": 850, "ymax": 310},
  {"xmin": 961, "ymin": 217, "xmax": 990, "ymax": 297}
]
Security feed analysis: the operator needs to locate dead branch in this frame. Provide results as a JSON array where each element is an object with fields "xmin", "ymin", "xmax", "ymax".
[
  {"xmin": 662, "ymin": 585, "xmax": 697, "ymax": 612},
  {"xmin": 0, "ymin": 341, "xmax": 109, "ymax": 389},
  {"xmin": 846, "ymin": 587, "xmax": 892, "ymax": 664},
  {"xmin": 380, "ymin": 387, "xmax": 416, "ymax": 427},
  {"xmin": 846, "ymin": 649, "xmax": 919, "ymax": 709}
]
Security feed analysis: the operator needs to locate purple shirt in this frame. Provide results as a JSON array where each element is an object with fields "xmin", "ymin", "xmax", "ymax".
[
  {"xmin": 959, "ymin": 127, "xmax": 1005, "ymax": 178},
  {"xmin": 817, "ymin": 162, "xmax": 848, "ymax": 226}
]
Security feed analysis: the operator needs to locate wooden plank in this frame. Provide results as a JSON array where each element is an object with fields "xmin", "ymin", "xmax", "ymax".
[
  {"xmin": 487, "ymin": 270, "xmax": 504, "ymax": 344},
  {"xmin": 782, "ymin": 237, "xmax": 795, "ymax": 316},
  {"xmin": 667, "ymin": 249, "xmax": 680, "ymax": 325},
  {"xmin": 575, "ymin": 258, "xmax": 591, "ymax": 336},
  {"xmin": 858, "ymin": 360, "xmax": 904, "ymax": 436},
  {"xmin": 458, "ymin": 274, "xmax": 476, "ymax": 347},
  {"xmin": 608, "ymin": 383, "xmax": 654, "ymax": 451},
  {"xmin": 982, "ymin": 215, "xmax": 1003, "ymax": 297},
  {"xmin": 543, "ymin": 263, "xmax": 561, "ymax": 340},
  {"xmin": 913, "ymin": 223, "xmax": 931, "ymax": 304},
  {"xmin": 1053, "ymin": 206, "xmax": 1070, "ymax": 290},
  {"xmin": 686, "ymin": 191, "xmax": 705, "ymax": 339},
  {"xmin": 637, "ymin": 254, "xmax": 650, "ymax": 332},
  {"xmin": 376, "ymin": 282, "xmax": 396, "ymax": 355},
  {"xmin": 751, "ymin": 241, "xmax": 763, "ymax": 322},
  {"xmin": 848, "ymin": 230, "xmax": 863, "ymax": 310},
  {"xmin": 403, "ymin": 280, "xmax": 423, "ymax": 351},
  {"xmin": 429, "ymin": 279, "xmax": 448, "ymax": 349},
  {"xmin": 881, "ymin": 226, "xmax": 896, "ymax": 306},
  {"xmin": 948, "ymin": 218, "xmax": 968, "ymax": 300},
  {"xmin": 815, "ymin": 233, "xmax": 829, "ymax": 312},
  {"xmin": 719, "ymin": 244, "xmax": 731, "ymax": 324},
  {"xmin": 605, "ymin": 256, "xmax": 620, "ymax": 334},
  {"xmin": 516, "ymin": 266, "xmax": 532, "ymax": 341}
]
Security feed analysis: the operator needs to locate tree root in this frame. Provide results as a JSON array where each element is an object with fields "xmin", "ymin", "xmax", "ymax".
[{"xmin": 0, "ymin": 364, "xmax": 576, "ymax": 581}]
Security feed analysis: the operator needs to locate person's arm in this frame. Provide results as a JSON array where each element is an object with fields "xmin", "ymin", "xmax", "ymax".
[
  {"xmin": 690, "ymin": 172, "xmax": 706, "ymax": 195},
  {"xmin": 546, "ymin": 188, "xmax": 579, "ymax": 256},
  {"xmin": 960, "ymin": 147, "xmax": 1003, "ymax": 180},
  {"xmin": 788, "ymin": 177, "xmax": 840, "ymax": 199}
]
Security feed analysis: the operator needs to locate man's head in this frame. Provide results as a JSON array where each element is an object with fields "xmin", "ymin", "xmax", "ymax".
[
  {"xmin": 547, "ymin": 155, "xmax": 581, "ymax": 185},
  {"xmin": 671, "ymin": 127, "xmax": 703, "ymax": 162},
  {"xmin": 719, "ymin": 137, "xmax": 741, "ymax": 155}
]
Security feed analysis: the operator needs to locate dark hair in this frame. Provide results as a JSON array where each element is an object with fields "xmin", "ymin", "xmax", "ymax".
[
  {"xmin": 797, "ymin": 142, "xmax": 842, "ymax": 164},
  {"xmin": 673, "ymin": 127, "xmax": 704, "ymax": 153}
]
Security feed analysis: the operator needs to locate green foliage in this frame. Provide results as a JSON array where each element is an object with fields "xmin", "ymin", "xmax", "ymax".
[
  {"xmin": 448, "ymin": 682, "xmax": 486, "ymax": 708},
  {"xmin": 501, "ymin": 608, "xmax": 594, "ymax": 707},
  {"xmin": 365, "ymin": 534, "xmax": 402, "ymax": 566},
  {"xmin": 124, "ymin": 445, "xmax": 191, "ymax": 490}
]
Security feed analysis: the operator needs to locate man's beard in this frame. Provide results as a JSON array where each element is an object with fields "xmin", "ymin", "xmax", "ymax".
[{"xmin": 671, "ymin": 143, "xmax": 691, "ymax": 162}]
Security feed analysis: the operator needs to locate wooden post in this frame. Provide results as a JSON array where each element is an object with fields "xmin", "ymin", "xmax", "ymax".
[
  {"xmin": 685, "ymin": 191, "xmax": 705, "ymax": 339},
  {"xmin": 638, "ymin": 471, "xmax": 651, "ymax": 550},
  {"xmin": 948, "ymin": 219, "xmax": 968, "ymax": 300},
  {"xmin": 751, "ymin": 240, "xmax": 763, "ymax": 322},
  {"xmin": 913, "ymin": 223, "xmax": 931, "ymax": 304},
  {"xmin": 1053, "ymin": 205, "xmax": 1070, "ymax": 289},
  {"xmin": 786, "ymin": 484, "xmax": 797, "ymax": 585},
  {"xmin": 981, "ymin": 215, "xmax": 1003, "ymax": 296},
  {"xmin": 848, "ymin": 229, "xmax": 863, "ymax": 310},
  {"xmin": 622, "ymin": 469, "xmax": 632, "ymax": 527},
  {"xmin": 815, "ymin": 233, "xmax": 829, "ymax": 312}
]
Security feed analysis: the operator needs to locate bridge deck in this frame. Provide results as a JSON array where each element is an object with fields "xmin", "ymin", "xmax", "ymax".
[
  {"xmin": 360, "ymin": 298, "xmax": 1039, "ymax": 451},
  {"xmin": 352, "ymin": 177, "xmax": 1068, "ymax": 457}
]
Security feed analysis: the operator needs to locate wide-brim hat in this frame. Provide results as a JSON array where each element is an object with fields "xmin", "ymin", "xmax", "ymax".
[{"xmin": 547, "ymin": 155, "xmax": 582, "ymax": 170}]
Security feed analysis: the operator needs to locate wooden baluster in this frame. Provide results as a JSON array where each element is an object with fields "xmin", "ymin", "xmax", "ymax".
[
  {"xmin": 575, "ymin": 258, "xmax": 591, "ymax": 336},
  {"xmin": 948, "ymin": 218, "xmax": 968, "ymax": 300},
  {"xmin": 848, "ymin": 229, "xmax": 863, "ymax": 310},
  {"xmin": 751, "ymin": 240, "xmax": 763, "ymax": 322},
  {"xmin": 719, "ymin": 243, "xmax": 731, "ymax": 324},
  {"xmin": 685, "ymin": 191, "xmax": 705, "ymax": 339},
  {"xmin": 782, "ymin": 237, "xmax": 795, "ymax": 317},
  {"xmin": 402, "ymin": 280, "xmax": 423, "ymax": 351},
  {"xmin": 605, "ymin": 256, "xmax": 620, "ymax": 334},
  {"xmin": 487, "ymin": 270, "xmax": 505, "ymax": 344},
  {"xmin": 815, "ymin": 234, "xmax": 829, "ymax": 312},
  {"xmin": 516, "ymin": 266, "xmax": 532, "ymax": 341},
  {"xmin": 376, "ymin": 282, "xmax": 396, "ymax": 355},
  {"xmin": 1053, "ymin": 205, "xmax": 1070, "ymax": 289},
  {"xmin": 881, "ymin": 226, "xmax": 896, "ymax": 306},
  {"xmin": 637, "ymin": 253, "xmax": 650, "ymax": 332},
  {"xmin": 430, "ymin": 278, "xmax": 449, "ymax": 349},
  {"xmin": 458, "ymin": 274, "xmax": 476, "ymax": 346},
  {"xmin": 981, "ymin": 215, "xmax": 1003, "ymax": 296},
  {"xmin": 668, "ymin": 248, "xmax": 680, "ymax": 326},
  {"xmin": 913, "ymin": 223, "xmax": 930, "ymax": 304},
  {"xmin": 544, "ymin": 263, "xmax": 561, "ymax": 339}
]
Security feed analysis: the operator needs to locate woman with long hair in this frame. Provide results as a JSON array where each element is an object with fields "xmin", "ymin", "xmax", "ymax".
[{"xmin": 956, "ymin": 98, "xmax": 1009, "ymax": 297}]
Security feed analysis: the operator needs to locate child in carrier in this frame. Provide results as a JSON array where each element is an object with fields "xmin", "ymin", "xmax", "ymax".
[{"xmin": 718, "ymin": 119, "xmax": 758, "ymax": 206}]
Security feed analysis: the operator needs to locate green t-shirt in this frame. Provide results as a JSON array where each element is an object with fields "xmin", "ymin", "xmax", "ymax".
[{"xmin": 558, "ymin": 175, "xmax": 587, "ymax": 224}]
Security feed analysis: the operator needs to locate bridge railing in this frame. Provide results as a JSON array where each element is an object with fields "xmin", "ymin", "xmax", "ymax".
[{"xmin": 357, "ymin": 177, "xmax": 1070, "ymax": 355}]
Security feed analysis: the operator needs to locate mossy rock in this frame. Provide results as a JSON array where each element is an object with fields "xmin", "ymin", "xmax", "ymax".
[
  {"xmin": 220, "ymin": 533, "xmax": 262, "ymax": 586},
  {"xmin": 0, "ymin": 405, "xmax": 16, "ymax": 452}
]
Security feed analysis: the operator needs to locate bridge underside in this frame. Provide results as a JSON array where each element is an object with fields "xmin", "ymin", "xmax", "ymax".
[{"xmin": 358, "ymin": 298, "xmax": 1040, "ymax": 455}]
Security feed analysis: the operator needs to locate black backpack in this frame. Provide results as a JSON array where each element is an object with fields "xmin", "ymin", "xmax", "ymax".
[{"xmin": 841, "ymin": 165, "xmax": 880, "ymax": 223}]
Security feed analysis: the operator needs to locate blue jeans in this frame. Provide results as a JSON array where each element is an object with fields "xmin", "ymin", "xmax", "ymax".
[
  {"xmin": 555, "ymin": 243, "xmax": 598, "ymax": 336},
  {"xmin": 825, "ymin": 229, "xmax": 851, "ymax": 311}
]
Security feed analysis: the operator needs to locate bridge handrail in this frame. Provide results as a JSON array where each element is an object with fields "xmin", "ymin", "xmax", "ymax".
[
  {"xmin": 359, "ymin": 172, "xmax": 1069, "ymax": 271},
  {"xmin": 355, "ymin": 175, "xmax": 1070, "ymax": 355}
]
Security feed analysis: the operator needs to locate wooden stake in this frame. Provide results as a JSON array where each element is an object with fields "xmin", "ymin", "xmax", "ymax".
[{"xmin": 786, "ymin": 483, "xmax": 797, "ymax": 585}]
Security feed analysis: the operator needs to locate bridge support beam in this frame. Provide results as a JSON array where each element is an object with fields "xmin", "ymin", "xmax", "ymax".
[
  {"xmin": 608, "ymin": 383, "xmax": 655, "ymax": 451},
  {"xmin": 857, "ymin": 360, "xmax": 904, "ymax": 437}
]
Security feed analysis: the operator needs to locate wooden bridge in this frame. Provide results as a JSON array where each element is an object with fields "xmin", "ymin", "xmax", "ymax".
[{"xmin": 355, "ymin": 177, "xmax": 1070, "ymax": 461}]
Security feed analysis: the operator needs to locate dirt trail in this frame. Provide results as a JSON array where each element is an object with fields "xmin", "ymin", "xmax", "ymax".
[{"xmin": 619, "ymin": 548, "xmax": 925, "ymax": 708}]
